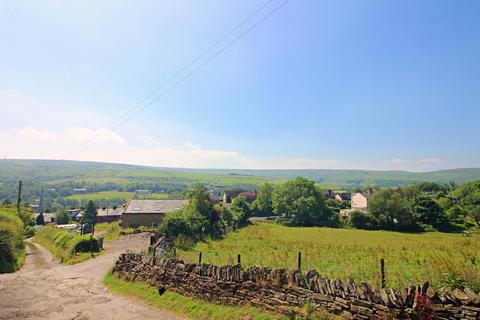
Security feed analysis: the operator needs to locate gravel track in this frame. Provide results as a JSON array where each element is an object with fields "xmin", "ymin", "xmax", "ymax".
[{"xmin": 0, "ymin": 234, "xmax": 180, "ymax": 320}]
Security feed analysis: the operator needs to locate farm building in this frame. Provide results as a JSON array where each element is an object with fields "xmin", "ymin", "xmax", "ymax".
[
  {"xmin": 222, "ymin": 190, "xmax": 257, "ymax": 204},
  {"xmin": 121, "ymin": 199, "xmax": 188, "ymax": 228},
  {"xmin": 96, "ymin": 207, "xmax": 123, "ymax": 223},
  {"xmin": 351, "ymin": 191, "xmax": 375, "ymax": 211}
]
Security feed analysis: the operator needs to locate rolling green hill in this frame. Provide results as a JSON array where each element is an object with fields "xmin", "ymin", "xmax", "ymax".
[{"xmin": 1, "ymin": 159, "xmax": 480, "ymax": 207}]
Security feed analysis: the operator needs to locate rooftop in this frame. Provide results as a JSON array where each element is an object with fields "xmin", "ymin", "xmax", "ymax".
[{"xmin": 124, "ymin": 199, "xmax": 188, "ymax": 214}]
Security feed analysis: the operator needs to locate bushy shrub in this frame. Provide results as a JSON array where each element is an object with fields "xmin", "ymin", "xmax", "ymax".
[
  {"xmin": 0, "ymin": 210, "xmax": 25, "ymax": 273},
  {"xmin": 35, "ymin": 226, "xmax": 100, "ymax": 262},
  {"xmin": 349, "ymin": 211, "xmax": 379, "ymax": 230},
  {"xmin": 71, "ymin": 236, "xmax": 100, "ymax": 253}
]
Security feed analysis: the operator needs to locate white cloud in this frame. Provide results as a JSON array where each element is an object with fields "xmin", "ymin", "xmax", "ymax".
[
  {"xmin": 64, "ymin": 127, "xmax": 126, "ymax": 145},
  {"xmin": 19, "ymin": 127, "xmax": 58, "ymax": 142},
  {"xmin": 416, "ymin": 158, "xmax": 442, "ymax": 165}
]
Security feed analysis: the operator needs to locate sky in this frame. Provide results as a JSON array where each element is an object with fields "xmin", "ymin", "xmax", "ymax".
[{"xmin": 0, "ymin": 0, "xmax": 479, "ymax": 171}]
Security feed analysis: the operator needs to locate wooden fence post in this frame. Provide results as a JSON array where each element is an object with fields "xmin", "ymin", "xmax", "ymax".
[
  {"xmin": 198, "ymin": 252, "xmax": 202, "ymax": 264},
  {"xmin": 381, "ymin": 258, "xmax": 386, "ymax": 288},
  {"xmin": 297, "ymin": 252, "xmax": 302, "ymax": 271},
  {"xmin": 237, "ymin": 254, "xmax": 241, "ymax": 265}
]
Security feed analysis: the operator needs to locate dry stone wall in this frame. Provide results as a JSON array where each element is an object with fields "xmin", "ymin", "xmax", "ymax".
[{"xmin": 113, "ymin": 253, "xmax": 480, "ymax": 319}]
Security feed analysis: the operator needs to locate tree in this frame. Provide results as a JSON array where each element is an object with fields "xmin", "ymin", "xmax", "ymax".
[
  {"xmin": 252, "ymin": 183, "xmax": 273, "ymax": 216},
  {"xmin": 81, "ymin": 201, "xmax": 97, "ymax": 225},
  {"xmin": 369, "ymin": 189, "xmax": 414, "ymax": 230},
  {"xmin": 230, "ymin": 196, "xmax": 252, "ymax": 226},
  {"xmin": 272, "ymin": 177, "xmax": 334, "ymax": 226},
  {"xmin": 412, "ymin": 194, "xmax": 446, "ymax": 228},
  {"xmin": 55, "ymin": 208, "xmax": 71, "ymax": 225},
  {"xmin": 470, "ymin": 206, "xmax": 480, "ymax": 227},
  {"xmin": 35, "ymin": 213, "xmax": 45, "ymax": 226},
  {"xmin": 350, "ymin": 211, "xmax": 379, "ymax": 230}
]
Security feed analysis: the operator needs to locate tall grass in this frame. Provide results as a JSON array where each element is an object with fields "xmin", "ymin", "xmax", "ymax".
[
  {"xmin": 0, "ymin": 208, "xmax": 25, "ymax": 273},
  {"xmin": 178, "ymin": 222, "xmax": 480, "ymax": 291}
]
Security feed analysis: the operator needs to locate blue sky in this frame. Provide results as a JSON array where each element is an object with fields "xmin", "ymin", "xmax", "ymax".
[{"xmin": 0, "ymin": 0, "xmax": 479, "ymax": 171}]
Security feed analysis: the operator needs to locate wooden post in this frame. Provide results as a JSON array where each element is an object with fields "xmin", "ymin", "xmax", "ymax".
[
  {"xmin": 198, "ymin": 252, "xmax": 202, "ymax": 264},
  {"xmin": 297, "ymin": 252, "xmax": 302, "ymax": 271},
  {"xmin": 381, "ymin": 258, "xmax": 386, "ymax": 288},
  {"xmin": 237, "ymin": 254, "xmax": 241, "ymax": 265},
  {"xmin": 90, "ymin": 234, "xmax": 94, "ymax": 257}
]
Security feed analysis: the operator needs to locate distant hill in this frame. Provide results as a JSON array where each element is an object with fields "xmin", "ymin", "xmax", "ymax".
[{"xmin": 1, "ymin": 159, "xmax": 480, "ymax": 189}]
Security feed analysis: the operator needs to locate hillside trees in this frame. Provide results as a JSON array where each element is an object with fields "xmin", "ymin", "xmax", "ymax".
[
  {"xmin": 251, "ymin": 182, "xmax": 273, "ymax": 216},
  {"xmin": 411, "ymin": 194, "xmax": 447, "ymax": 227},
  {"xmin": 368, "ymin": 189, "xmax": 414, "ymax": 230},
  {"xmin": 55, "ymin": 208, "xmax": 71, "ymax": 225},
  {"xmin": 157, "ymin": 184, "xmax": 242, "ymax": 242},
  {"xmin": 272, "ymin": 177, "xmax": 337, "ymax": 227}
]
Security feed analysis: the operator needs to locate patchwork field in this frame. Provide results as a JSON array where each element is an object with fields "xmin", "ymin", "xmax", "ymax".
[
  {"xmin": 65, "ymin": 191, "xmax": 169, "ymax": 201},
  {"xmin": 178, "ymin": 223, "xmax": 480, "ymax": 291}
]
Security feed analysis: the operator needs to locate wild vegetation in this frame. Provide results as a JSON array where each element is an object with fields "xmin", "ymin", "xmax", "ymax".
[
  {"xmin": 0, "ymin": 205, "xmax": 34, "ymax": 272},
  {"xmin": 178, "ymin": 222, "xmax": 480, "ymax": 291},
  {"xmin": 33, "ymin": 225, "xmax": 101, "ymax": 264}
]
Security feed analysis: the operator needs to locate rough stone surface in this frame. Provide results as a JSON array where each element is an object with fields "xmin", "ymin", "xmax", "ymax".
[{"xmin": 113, "ymin": 253, "xmax": 480, "ymax": 320}]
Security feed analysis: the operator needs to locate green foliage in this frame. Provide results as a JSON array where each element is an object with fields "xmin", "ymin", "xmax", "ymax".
[
  {"xmin": 81, "ymin": 200, "xmax": 97, "ymax": 224},
  {"xmin": 230, "ymin": 195, "xmax": 252, "ymax": 226},
  {"xmin": 0, "ymin": 208, "xmax": 25, "ymax": 273},
  {"xmin": 34, "ymin": 226, "xmax": 100, "ymax": 263},
  {"xmin": 55, "ymin": 208, "xmax": 71, "ymax": 225},
  {"xmin": 272, "ymin": 177, "xmax": 335, "ymax": 227},
  {"xmin": 252, "ymin": 182, "xmax": 274, "ymax": 216},
  {"xmin": 349, "ymin": 211, "xmax": 379, "ymax": 230},
  {"xmin": 157, "ymin": 184, "xmax": 234, "ymax": 242},
  {"xmin": 411, "ymin": 194, "xmax": 447, "ymax": 227},
  {"xmin": 36, "ymin": 213, "xmax": 45, "ymax": 225},
  {"xmin": 369, "ymin": 189, "xmax": 415, "ymax": 230},
  {"xmin": 178, "ymin": 222, "xmax": 480, "ymax": 291}
]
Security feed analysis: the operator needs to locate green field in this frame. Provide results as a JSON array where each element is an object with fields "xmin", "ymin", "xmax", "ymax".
[
  {"xmin": 65, "ymin": 191, "xmax": 169, "ymax": 201},
  {"xmin": 178, "ymin": 223, "xmax": 480, "ymax": 291}
]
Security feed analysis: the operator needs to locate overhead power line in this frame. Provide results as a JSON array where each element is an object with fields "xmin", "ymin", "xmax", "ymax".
[{"xmin": 65, "ymin": 0, "xmax": 290, "ymax": 159}]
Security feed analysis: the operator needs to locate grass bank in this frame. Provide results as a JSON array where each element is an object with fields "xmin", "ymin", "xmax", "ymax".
[
  {"xmin": 0, "ymin": 207, "xmax": 26, "ymax": 273},
  {"xmin": 33, "ymin": 226, "xmax": 102, "ymax": 264},
  {"xmin": 104, "ymin": 272, "xmax": 338, "ymax": 320},
  {"xmin": 178, "ymin": 222, "xmax": 480, "ymax": 291},
  {"xmin": 95, "ymin": 222, "xmax": 121, "ymax": 240}
]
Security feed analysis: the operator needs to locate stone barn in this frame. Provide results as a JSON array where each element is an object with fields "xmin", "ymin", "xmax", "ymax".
[{"xmin": 121, "ymin": 199, "xmax": 188, "ymax": 228}]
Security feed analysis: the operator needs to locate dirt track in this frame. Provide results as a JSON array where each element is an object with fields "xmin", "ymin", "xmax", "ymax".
[{"xmin": 0, "ymin": 235, "xmax": 180, "ymax": 320}]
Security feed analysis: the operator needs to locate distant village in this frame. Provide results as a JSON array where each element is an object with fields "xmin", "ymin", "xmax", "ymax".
[{"xmin": 29, "ymin": 188, "xmax": 375, "ymax": 228}]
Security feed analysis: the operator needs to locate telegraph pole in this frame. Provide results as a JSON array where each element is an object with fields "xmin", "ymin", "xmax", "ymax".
[
  {"xmin": 16, "ymin": 181, "xmax": 22, "ymax": 214},
  {"xmin": 39, "ymin": 189, "xmax": 45, "ymax": 214}
]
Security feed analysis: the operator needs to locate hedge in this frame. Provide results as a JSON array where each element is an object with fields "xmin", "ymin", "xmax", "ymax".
[
  {"xmin": 34, "ymin": 226, "xmax": 100, "ymax": 263},
  {"xmin": 0, "ymin": 210, "xmax": 25, "ymax": 273}
]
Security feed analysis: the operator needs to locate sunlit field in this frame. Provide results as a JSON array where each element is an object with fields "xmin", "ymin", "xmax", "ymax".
[{"xmin": 178, "ymin": 222, "xmax": 480, "ymax": 291}]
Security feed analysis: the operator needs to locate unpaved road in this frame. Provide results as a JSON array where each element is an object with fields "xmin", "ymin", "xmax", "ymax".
[{"xmin": 0, "ymin": 235, "xmax": 180, "ymax": 320}]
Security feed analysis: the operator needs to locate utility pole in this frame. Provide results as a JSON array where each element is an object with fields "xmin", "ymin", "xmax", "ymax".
[
  {"xmin": 39, "ymin": 189, "xmax": 45, "ymax": 214},
  {"xmin": 16, "ymin": 181, "xmax": 22, "ymax": 214}
]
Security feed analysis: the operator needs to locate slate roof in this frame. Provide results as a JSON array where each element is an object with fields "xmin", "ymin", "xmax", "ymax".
[{"xmin": 123, "ymin": 199, "xmax": 188, "ymax": 214}]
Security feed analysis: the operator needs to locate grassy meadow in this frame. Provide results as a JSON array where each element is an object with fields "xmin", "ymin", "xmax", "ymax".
[
  {"xmin": 65, "ymin": 191, "xmax": 169, "ymax": 201},
  {"xmin": 178, "ymin": 222, "xmax": 480, "ymax": 291}
]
